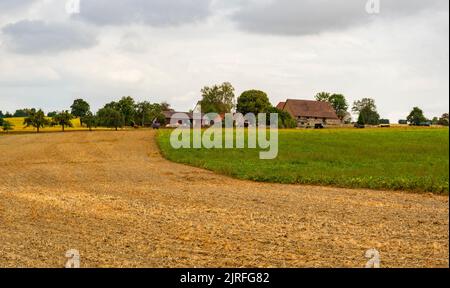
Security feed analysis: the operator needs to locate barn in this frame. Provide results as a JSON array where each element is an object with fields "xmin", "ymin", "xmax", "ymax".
[{"xmin": 277, "ymin": 99, "xmax": 341, "ymax": 128}]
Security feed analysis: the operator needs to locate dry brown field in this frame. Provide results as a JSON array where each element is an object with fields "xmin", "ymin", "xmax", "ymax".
[{"xmin": 0, "ymin": 130, "xmax": 448, "ymax": 268}]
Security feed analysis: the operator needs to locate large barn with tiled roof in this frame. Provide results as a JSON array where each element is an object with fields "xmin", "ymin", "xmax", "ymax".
[{"xmin": 276, "ymin": 99, "xmax": 341, "ymax": 128}]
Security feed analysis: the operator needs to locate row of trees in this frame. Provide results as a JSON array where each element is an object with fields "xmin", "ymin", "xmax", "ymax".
[{"xmin": 0, "ymin": 97, "xmax": 169, "ymax": 133}]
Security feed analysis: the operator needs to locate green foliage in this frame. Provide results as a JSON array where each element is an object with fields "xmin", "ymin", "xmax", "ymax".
[
  {"xmin": 315, "ymin": 92, "xmax": 349, "ymax": 121},
  {"xmin": 407, "ymin": 107, "xmax": 427, "ymax": 126},
  {"xmin": 70, "ymin": 99, "xmax": 90, "ymax": 125},
  {"xmin": 117, "ymin": 96, "xmax": 136, "ymax": 126},
  {"xmin": 266, "ymin": 107, "xmax": 297, "ymax": 128},
  {"xmin": 353, "ymin": 98, "xmax": 380, "ymax": 125},
  {"xmin": 13, "ymin": 109, "xmax": 29, "ymax": 117},
  {"xmin": 47, "ymin": 111, "xmax": 58, "ymax": 117},
  {"xmin": 438, "ymin": 113, "xmax": 449, "ymax": 126},
  {"xmin": 81, "ymin": 111, "xmax": 97, "ymax": 131},
  {"xmin": 23, "ymin": 109, "xmax": 50, "ymax": 133},
  {"xmin": 97, "ymin": 107, "xmax": 124, "ymax": 130},
  {"xmin": 2, "ymin": 120, "xmax": 14, "ymax": 132},
  {"xmin": 158, "ymin": 128, "xmax": 449, "ymax": 194},
  {"xmin": 135, "ymin": 102, "xmax": 165, "ymax": 126},
  {"xmin": 51, "ymin": 111, "xmax": 74, "ymax": 132},
  {"xmin": 200, "ymin": 82, "xmax": 235, "ymax": 114},
  {"xmin": 237, "ymin": 90, "xmax": 272, "ymax": 115},
  {"xmin": 315, "ymin": 92, "xmax": 331, "ymax": 102}
]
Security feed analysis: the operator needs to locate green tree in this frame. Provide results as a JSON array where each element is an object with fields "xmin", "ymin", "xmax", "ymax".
[
  {"xmin": 47, "ymin": 111, "xmax": 58, "ymax": 117},
  {"xmin": 136, "ymin": 102, "xmax": 165, "ymax": 126},
  {"xmin": 2, "ymin": 120, "xmax": 14, "ymax": 133},
  {"xmin": 200, "ymin": 82, "xmax": 235, "ymax": 114},
  {"xmin": 0, "ymin": 110, "xmax": 4, "ymax": 118},
  {"xmin": 81, "ymin": 111, "xmax": 97, "ymax": 131},
  {"xmin": 23, "ymin": 109, "xmax": 50, "ymax": 133},
  {"xmin": 160, "ymin": 102, "xmax": 172, "ymax": 111},
  {"xmin": 97, "ymin": 107, "xmax": 124, "ymax": 131},
  {"xmin": 117, "ymin": 96, "xmax": 136, "ymax": 126},
  {"xmin": 266, "ymin": 107, "xmax": 297, "ymax": 128},
  {"xmin": 438, "ymin": 113, "xmax": 449, "ymax": 126},
  {"xmin": 315, "ymin": 92, "xmax": 331, "ymax": 102},
  {"xmin": 0, "ymin": 117, "xmax": 3, "ymax": 127},
  {"xmin": 352, "ymin": 98, "xmax": 380, "ymax": 125},
  {"xmin": 51, "ymin": 111, "xmax": 74, "ymax": 132},
  {"xmin": 70, "ymin": 99, "xmax": 90, "ymax": 126},
  {"xmin": 13, "ymin": 109, "xmax": 29, "ymax": 117},
  {"xmin": 328, "ymin": 94, "xmax": 348, "ymax": 121},
  {"xmin": 316, "ymin": 92, "xmax": 349, "ymax": 121},
  {"xmin": 237, "ymin": 90, "xmax": 272, "ymax": 115},
  {"xmin": 407, "ymin": 107, "xmax": 427, "ymax": 126}
]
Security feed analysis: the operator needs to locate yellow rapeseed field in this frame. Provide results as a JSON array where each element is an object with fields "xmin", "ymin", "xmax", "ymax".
[{"xmin": 1, "ymin": 117, "xmax": 100, "ymax": 133}]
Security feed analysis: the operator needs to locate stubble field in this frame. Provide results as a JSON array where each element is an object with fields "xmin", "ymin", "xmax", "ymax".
[{"xmin": 0, "ymin": 130, "xmax": 448, "ymax": 268}]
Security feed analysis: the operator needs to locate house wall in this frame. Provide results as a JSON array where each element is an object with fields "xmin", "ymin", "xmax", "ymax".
[{"xmin": 297, "ymin": 117, "xmax": 341, "ymax": 127}]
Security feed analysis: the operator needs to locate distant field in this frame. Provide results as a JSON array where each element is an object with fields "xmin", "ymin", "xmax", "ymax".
[{"xmin": 157, "ymin": 127, "xmax": 449, "ymax": 194}]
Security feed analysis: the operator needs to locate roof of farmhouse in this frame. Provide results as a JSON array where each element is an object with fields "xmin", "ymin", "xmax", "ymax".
[{"xmin": 277, "ymin": 99, "xmax": 339, "ymax": 119}]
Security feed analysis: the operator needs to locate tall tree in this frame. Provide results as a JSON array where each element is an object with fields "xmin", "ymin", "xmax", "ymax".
[
  {"xmin": 438, "ymin": 113, "xmax": 449, "ymax": 126},
  {"xmin": 23, "ymin": 109, "xmax": 50, "ymax": 133},
  {"xmin": 136, "ymin": 102, "xmax": 164, "ymax": 126},
  {"xmin": 352, "ymin": 98, "xmax": 380, "ymax": 125},
  {"xmin": 237, "ymin": 90, "xmax": 272, "ymax": 115},
  {"xmin": 200, "ymin": 82, "xmax": 235, "ymax": 114},
  {"xmin": 81, "ymin": 111, "xmax": 97, "ymax": 131},
  {"xmin": 316, "ymin": 92, "xmax": 349, "ymax": 121},
  {"xmin": 328, "ymin": 94, "xmax": 349, "ymax": 121},
  {"xmin": 97, "ymin": 107, "xmax": 124, "ymax": 131},
  {"xmin": 117, "ymin": 96, "xmax": 136, "ymax": 126},
  {"xmin": 70, "ymin": 99, "xmax": 90, "ymax": 126},
  {"xmin": 51, "ymin": 111, "xmax": 74, "ymax": 132},
  {"xmin": 407, "ymin": 107, "xmax": 427, "ymax": 126}
]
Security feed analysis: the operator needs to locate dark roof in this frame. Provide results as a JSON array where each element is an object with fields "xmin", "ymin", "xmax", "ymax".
[{"xmin": 282, "ymin": 99, "xmax": 339, "ymax": 119}]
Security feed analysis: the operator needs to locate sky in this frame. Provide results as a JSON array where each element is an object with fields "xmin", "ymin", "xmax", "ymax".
[{"xmin": 0, "ymin": 0, "xmax": 448, "ymax": 121}]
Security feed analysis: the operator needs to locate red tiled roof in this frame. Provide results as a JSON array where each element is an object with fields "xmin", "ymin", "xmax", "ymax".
[
  {"xmin": 282, "ymin": 99, "xmax": 339, "ymax": 119},
  {"xmin": 276, "ymin": 102, "xmax": 286, "ymax": 110}
]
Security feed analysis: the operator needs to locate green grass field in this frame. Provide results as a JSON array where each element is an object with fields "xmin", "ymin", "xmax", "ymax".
[{"xmin": 157, "ymin": 127, "xmax": 449, "ymax": 194}]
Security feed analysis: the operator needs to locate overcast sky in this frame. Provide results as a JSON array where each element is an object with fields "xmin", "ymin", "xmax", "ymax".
[{"xmin": 0, "ymin": 0, "xmax": 448, "ymax": 120}]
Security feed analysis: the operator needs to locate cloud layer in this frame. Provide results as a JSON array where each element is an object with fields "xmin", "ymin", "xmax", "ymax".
[
  {"xmin": 72, "ymin": 0, "xmax": 213, "ymax": 26},
  {"xmin": 231, "ymin": 0, "xmax": 448, "ymax": 35},
  {"xmin": 2, "ymin": 20, "xmax": 97, "ymax": 54}
]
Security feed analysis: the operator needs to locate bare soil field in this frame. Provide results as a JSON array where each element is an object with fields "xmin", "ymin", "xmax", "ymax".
[{"xmin": 0, "ymin": 130, "xmax": 448, "ymax": 268}]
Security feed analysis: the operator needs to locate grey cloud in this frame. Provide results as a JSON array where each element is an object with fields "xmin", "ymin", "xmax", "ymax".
[
  {"xmin": 0, "ymin": 0, "xmax": 36, "ymax": 11},
  {"xmin": 73, "ymin": 0, "xmax": 213, "ymax": 26},
  {"xmin": 2, "ymin": 20, "xmax": 97, "ymax": 54},
  {"xmin": 231, "ymin": 0, "xmax": 449, "ymax": 36}
]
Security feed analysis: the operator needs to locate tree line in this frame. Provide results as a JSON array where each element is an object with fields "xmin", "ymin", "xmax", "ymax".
[
  {"xmin": 0, "ymin": 97, "xmax": 169, "ymax": 133},
  {"xmin": 1, "ymin": 83, "xmax": 449, "ymax": 132}
]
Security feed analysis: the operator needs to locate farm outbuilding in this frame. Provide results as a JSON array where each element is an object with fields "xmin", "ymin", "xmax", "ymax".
[{"xmin": 277, "ymin": 99, "xmax": 341, "ymax": 128}]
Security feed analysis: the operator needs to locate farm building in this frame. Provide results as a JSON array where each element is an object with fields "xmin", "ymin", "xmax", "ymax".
[{"xmin": 277, "ymin": 99, "xmax": 341, "ymax": 128}]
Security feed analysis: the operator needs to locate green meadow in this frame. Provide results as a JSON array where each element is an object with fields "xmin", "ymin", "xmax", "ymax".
[{"xmin": 157, "ymin": 127, "xmax": 449, "ymax": 194}]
